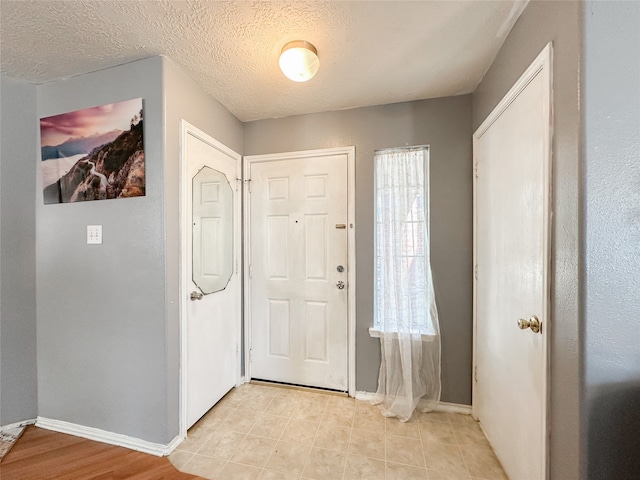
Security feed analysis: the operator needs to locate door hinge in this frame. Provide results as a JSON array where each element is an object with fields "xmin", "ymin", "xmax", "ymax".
[
  {"xmin": 474, "ymin": 265, "xmax": 478, "ymax": 281},
  {"xmin": 474, "ymin": 161, "xmax": 479, "ymax": 178},
  {"xmin": 249, "ymin": 348, "xmax": 253, "ymax": 363},
  {"xmin": 244, "ymin": 178, "xmax": 252, "ymax": 193},
  {"xmin": 248, "ymin": 264, "xmax": 253, "ymax": 278},
  {"xmin": 474, "ymin": 365, "xmax": 478, "ymax": 382},
  {"xmin": 236, "ymin": 177, "xmax": 242, "ymax": 191}
]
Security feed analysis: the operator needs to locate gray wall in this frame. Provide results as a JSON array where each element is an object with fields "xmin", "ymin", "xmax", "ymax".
[
  {"xmin": 0, "ymin": 76, "xmax": 38, "ymax": 426},
  {"xmin": 36, "ymin": 57, "xmax": 171, "ymax": 443},
  {"xmin": 244, "ymin": 95, "xmax": 473, "ymax": 405},
  {"xmin": 473, "ymin": 1, "xmax": 582, "ymax": 478},
  {"xmin": 582, "ymin": 1, "xmax": 640, "ymax": 478},
  {"xmin": 34, "ymin": 56, "xmax": 243, "ymax": 445},
  {"xmin": 162, "ymin": 56, "xmax": 243, "ymax": 434}
]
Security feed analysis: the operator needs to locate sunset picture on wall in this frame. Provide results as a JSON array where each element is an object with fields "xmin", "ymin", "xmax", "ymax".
[{"xmin": 40, "ymin": 98, "xmax": 145, "ymax": 204}]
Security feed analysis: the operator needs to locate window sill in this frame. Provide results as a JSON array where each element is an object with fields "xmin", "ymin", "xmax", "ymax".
[{"xmin": 368, "ymin": 327, "xmax": 436, "ymax": 342}]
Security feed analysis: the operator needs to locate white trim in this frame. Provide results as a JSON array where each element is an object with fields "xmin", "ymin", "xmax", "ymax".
[
  {"xmin": 354, "ymin": 392, "xmax": 472, "ymax": 415},
  {"xmin": 35, "ymin": 417, "xmax": 180, "ymax": 456},
  {"xmin": 435, "ymin": 402, "xmax": 473, "ymax": 415},
  {"xmin": 368, "ymin": 327, "xmax": 436, "ymax": 342},
  {"xmin": 179, "ymin": 120, "xmax": 243, "ymax": 442},
  {"xmin": 0, "ymin": 419, "xmax": 36, "ymax": 431},
  {"xmin": 355, "ymin": 391, "xmax": 376, "ymax": 402},
  {"xmin": 243, "ymin": 147, "xmax": 357, "ymax": 397},
  {"xmin": 472, "ymin": 42, "xmax": 552, "ymax": 479}
]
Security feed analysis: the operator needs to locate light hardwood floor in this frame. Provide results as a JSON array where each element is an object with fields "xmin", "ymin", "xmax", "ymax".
[{"xmin": 0, "ymin": 426, "xmax": 201, "ymax": 480}]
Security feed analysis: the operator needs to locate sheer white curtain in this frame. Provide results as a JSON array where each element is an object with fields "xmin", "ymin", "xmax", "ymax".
[{"xmin": 372, "ymin": 147, "xmax": 441, "ymax": 422}]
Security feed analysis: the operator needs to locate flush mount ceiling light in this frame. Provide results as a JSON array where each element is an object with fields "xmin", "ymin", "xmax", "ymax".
[{"xmin": 279, "ymin": 40, "xmax": 319, "ymax": 82}]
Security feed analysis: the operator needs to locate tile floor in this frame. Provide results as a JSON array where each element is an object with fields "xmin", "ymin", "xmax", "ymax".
[{"xmin": 169, "ymin": 383, "xmax": 507, "ymax": 480}]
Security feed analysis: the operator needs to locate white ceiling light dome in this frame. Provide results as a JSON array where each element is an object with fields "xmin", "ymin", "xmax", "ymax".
[{"xmin": 279, "ymin": 40, "xmax": 319, "ymax": 82}]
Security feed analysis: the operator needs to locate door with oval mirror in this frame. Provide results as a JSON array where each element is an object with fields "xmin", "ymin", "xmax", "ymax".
[
  {"xmin": 192, "ymin": 166, "xmax": 233, "ymax": 295},
  {"xmin": 182, "ymin": 123, "xmax": 241, "ymax": 431}
]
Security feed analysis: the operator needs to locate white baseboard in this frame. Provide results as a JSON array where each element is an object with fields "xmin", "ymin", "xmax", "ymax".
[
  {"xmin": 435, "ymin": 401, "xmax": 473, "ymax": 415},
  {"xmin": 0, "ymin": 419, "xmax": 36, "ymax": 431},
  {"xmin": 36, "ymin": 417, "xmax": 182, "ymax": 457},
  {"xmin": 354, "ymin": 392, "xmax": 472, "ymax": 415},
  {"xmin": 355, "ymin": 391, "xmax": 376, "ymax": 401}
]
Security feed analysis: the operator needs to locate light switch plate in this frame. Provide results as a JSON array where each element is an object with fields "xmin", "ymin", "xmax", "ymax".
[{"xmin": 87, "ymin": 225, "xmax": 102, "ymax": 244}]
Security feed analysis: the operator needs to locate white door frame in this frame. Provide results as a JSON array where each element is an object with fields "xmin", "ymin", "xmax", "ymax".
[
  {"xmin": 243, "ymin": 147, "xmax": 357, "ymax": 397},
  {"xmin": 179, "ymin": 120, "xmax": 243, "ymax": 439},
  {"xmin": 472, "ymin": 42, "xmax": 553, "ymax": 477}
]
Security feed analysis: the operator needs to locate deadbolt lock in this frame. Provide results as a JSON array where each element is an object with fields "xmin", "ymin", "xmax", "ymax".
[{"xmin": 337, "ymin": 265, "xmax": 344, "ymax": 273}]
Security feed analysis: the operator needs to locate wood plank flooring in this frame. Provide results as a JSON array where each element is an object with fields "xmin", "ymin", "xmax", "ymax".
[{"xmin": 0, "ymin": 426, "xmax": 202, "ymax": 480}]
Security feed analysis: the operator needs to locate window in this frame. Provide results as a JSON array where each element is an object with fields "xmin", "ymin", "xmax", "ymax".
[{"xmin": 372, "ymin": 146, "xmax": 436, "ymax": 337}]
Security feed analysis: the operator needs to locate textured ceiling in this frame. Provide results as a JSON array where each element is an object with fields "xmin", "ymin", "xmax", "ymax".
[{"xmin": 0, "ymin": 1, "xmax": 527, "ymax": 122}]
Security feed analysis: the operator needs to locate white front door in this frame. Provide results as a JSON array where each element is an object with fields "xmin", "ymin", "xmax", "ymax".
[
  {"xmin": 473, "ymin": 44, "xmax": 552, "ymax": 479},
  {"xmin": 182, "ymin": 123, "xmax": 241, "ymax": 429},
  {"xmin": 246, "ymin": 149, "xmax": 352, "ymax": 391}
]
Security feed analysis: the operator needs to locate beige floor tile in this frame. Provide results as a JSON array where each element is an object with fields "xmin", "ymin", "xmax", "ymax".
[
  {"xmin": 259, "ymin": 469, "xmax": 300, "ymax": 480},
  {"xmin": 418, "ymin": 411, "xmax": 451, "ymax": 424},
  {"xmin": 323, "ymin": 404, "xmax": 356, "ymax": 427},
  {"xmin": 428, "ymin": 469, "xmax": 471, "ymax": 480},
  {"xmin": 313, "ymin": 424, "xmax": 351, "ymax": 451},
  {"xmin": 447, "ymin": 413, "xmax": 477, "ymax": 425},
  {"xmin": 454, "ymin": 422, "xmax": 490, "ymax": 446},
  {"xmin": 292, "ymin": 402, "xmax": 326, "ymax": 423},
  {"xmin": 239, "ymin": 394, "xmax": 276, "ymax": 413},
  {"xmin": 385, "ymin": 416, "xmax": 420, "ymax": 439},
  {"xmin": 281, "ymin": 418, "xmax": 320, "ymax": 445},
  {"xmin": 266, "ymin": 396, "xmax": 300, "ymax": 417},
  {"xmin": 327, "ymin": 395, "xmax": 356, "ymax": 407},
  {"xmin": 422, "ymin": 440, "xmax": 469, "ymax": 476},
  {"xmin": 343, "ymin": 454, "xmax": 385, "ymax": 480},
  {"xmin": 302, "ymin": 447, "xmax": 347, "ymax": 480},
  {"xmin": 217, "ymin": 391, "xmax": 243, "ymax": 409},
  {"xmin": 168, "ymin": 450, "xmax": 194, "ymax": 469},
  {"xmin": 198, "ymin": 430, "xmax": 246, "ymax": 460},
  {"xmin": 386, "ymin": 461, "xmax": 429, "ymax": 480},
  {"xmin": 176, "ymin": 432, "xmax": 211, "ymax": 454},
  {"xmin": 202, "ymin": 405, "xmax": 236, "ymax": 425},
  {"xmin": 249, "ymin": 413, "xmax": 289, "ymax": 439},
  {"xmin": 299, "ymin": 391, "xmax": 331, "ymax": 406},
  {"xmin": 348, "ymin": 428, "xmax": 384, "ymax": 460},
  {"xmin": 419, "ymin": 419, "xmax": 458, "ymax": 445},
  {"xmin": 353, "ymin": 408, "xmax": 386, "ymax": 431},
  {"xmin": 181, "ymin": 454, "xmax": 227, "ymax": 479},
  {"xmin": 216, "ymin": 461, "xmax": 262, "ymax": 480},
  {"xmin": 179, "ymin": 414, "xmax": 223, "ymax": 453},
  {"xmin": 265, "ymin": 440, "xmax": 312, "ymax": 476},
  {"xmin": 461, "ymin": 444, "xmax": 508, "ymax": 480},
  {"xmin": 354, "ymin": 400, "xmax": 379, "ymax": 413},
  {"xmin": 176, "ymin": 384, "xmax": 500, "ymax": 480},
  {"xmin": 230, "ymin": 434, "xmax": 277, "ymax": 468},
  {"xmin": 218, "ymin": 408, "xmax": 262, "ymax": 434},
  {"xmin": 386, "ymin": 434, "xmax": 426, "ymax": 467}
]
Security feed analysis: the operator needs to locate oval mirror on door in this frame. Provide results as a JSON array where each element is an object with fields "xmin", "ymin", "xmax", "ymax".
[{"xmin": 192, "ymin": 166, "xmax": 233, "ymax": 294}]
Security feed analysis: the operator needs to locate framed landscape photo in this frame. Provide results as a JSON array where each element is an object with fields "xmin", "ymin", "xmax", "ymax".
[{"xmin": 40, "ymin": 98, "xmax": 145, "ymax": 204}]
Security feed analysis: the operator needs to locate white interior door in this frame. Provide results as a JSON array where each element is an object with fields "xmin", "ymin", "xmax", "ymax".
[
  {"xmin": 473, "ymin": 44, "xmax": 552, "ymax": 479},
  {"xmin": 247, "ymin": 150, "xmax": 351, "ymax": 391},
  {"xmin": 182, "ymin": 123, "xmax": 241, "ymax": 429}
]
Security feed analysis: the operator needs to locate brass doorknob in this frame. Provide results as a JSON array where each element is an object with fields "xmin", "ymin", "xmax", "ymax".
[{"xmin": 517, "ymin": 315, "xmax": 541, "ymax": 334}]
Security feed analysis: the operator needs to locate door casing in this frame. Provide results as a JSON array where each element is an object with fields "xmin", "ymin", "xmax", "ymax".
[
  {"xmin": 472, "ymin": 43, "xmax": 552, "ymax": 478},
  {"xmin": 243, "ymin": 147, "xmax": 357, "ymax": 396},
  {"xmin": 179, "ymin": 120, "xmax": 243, "ymax": 439}
]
